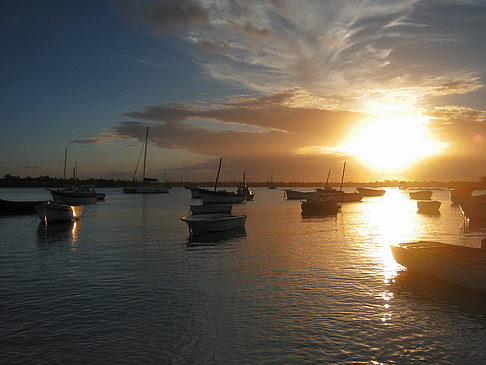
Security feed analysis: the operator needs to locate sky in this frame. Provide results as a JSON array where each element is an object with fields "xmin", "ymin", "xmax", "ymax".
[{"xmin": 1, "ymin": 0, "xmax": 485, "ymax": 183}]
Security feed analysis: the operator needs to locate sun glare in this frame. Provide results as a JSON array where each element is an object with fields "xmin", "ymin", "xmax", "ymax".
[{"xmin": 341, "ymin": 112, "xmax": 446, "ymax": 172}]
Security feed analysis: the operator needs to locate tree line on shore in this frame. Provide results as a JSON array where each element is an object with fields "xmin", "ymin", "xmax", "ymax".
[{"xmin": 1, "ymin": 174, "xmax": 485, "ymax": 189}]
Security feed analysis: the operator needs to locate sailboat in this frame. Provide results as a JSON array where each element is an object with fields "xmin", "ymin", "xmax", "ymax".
[
  {"xmin": 123, "ymin": 126, "xmax": 168, "ymax": 194},
  {"xmin": 316, "ymin": 162, "xmax": 362, "ymax": 202},
  {"xmin": 195, "ymin": 158, "xmax": 247, "ymax": 204},
  {"xmin": 237, "ymin": 171, "xmax": 254, "ymax": 200}
]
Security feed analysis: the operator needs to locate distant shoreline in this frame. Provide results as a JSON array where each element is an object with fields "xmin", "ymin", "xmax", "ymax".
[{"xmin": 1, "ymin": 174, "xmax": 485, "ymax": 189}]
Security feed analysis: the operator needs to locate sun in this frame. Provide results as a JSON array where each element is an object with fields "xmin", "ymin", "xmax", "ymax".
[{"xmin": 340, "ymin": 112, "xmax": 446, "ymax": 172}]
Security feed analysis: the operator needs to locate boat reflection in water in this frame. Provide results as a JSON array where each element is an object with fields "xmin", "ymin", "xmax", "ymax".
[
  {"xmin": 36, "ymin": 220, "xmax": 80, "ymax": 245},
  {"xmin": 186, "ymin": 226, "xmax": 246, "ymax": 246}
]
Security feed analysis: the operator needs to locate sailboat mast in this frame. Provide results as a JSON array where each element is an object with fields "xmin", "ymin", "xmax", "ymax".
[
  {"xmin": 142, "ymin": 126, "xmax": 149, "ymax": 182},
  {"xmin": 63, "ymin": 149, "xmax": 68, "ymax": 181},
  {"xmin": 340, "ymin": 162, "xmax": 346, "ymax": 191},
  {"xmin": 214, "ymin": 157, "xmax": 222, "ymax": 191},
  {"xmin": 325, "ymin": 169, "xmax": 331, "ymax": 189}
]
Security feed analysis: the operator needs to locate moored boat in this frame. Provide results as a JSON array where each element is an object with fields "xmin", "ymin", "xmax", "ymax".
[
  {"xmin": 190, "ymin": 204, "xmax": 232, "ymax": 215},
  {"xmin": 0, "ymin": 198, "xmax": 49, "ymax": 215},
  {"xmin": 301, "ymin": 198, "xmax": 341, "ymax": 216},
  {"xmin": 409, "ymin": 190, "xmax": 433, "ymax": 200},
  {"xmin": 357, "ymin": 187, "xmax": 386, "ymax": 197},
  {"xmin": 450, "ymin": 187, "xmax": 473, "ymax": 204},
  {"xmin": 197, "ymin": 188, "xmax": 246, "ymax": 204},
  {"xmin": 181, "ymin": 213, "xmax": 247, "ymax": 235},
  {"xmin": 390, "ymin": 240, "xmax": 486, "ymax": 291},
  {"xmin": 458, "ymin": 194, "xmax": 486, "ymax": 221},
  {"xmin": 417, "ymin": 200, "xmax": 441, "ymax": 214},
  {"xmin": 36, "ymin": 202, "xmax": 83, "ymax": 223},
  {"xmin": 48, "ymin": 188, "xmax": 99, "ymax": 204},
  {"xmin": 283, "ymin": 189, "xmax": 317, "ymax": 200}
]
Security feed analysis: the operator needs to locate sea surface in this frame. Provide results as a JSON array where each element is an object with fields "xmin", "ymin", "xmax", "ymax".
[{"xmin": 1, "ymin": 187, "xmax": 485, "ymax": 364}]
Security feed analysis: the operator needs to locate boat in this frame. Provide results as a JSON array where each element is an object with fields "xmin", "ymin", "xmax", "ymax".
[
  {"xmin": 283, "ymin": 189, "xmax": 317, "ymax": 200},
  {"xmin": 316, "ymin": 163, "xmax": 362, "ymax": 203},
  {"xmin": 236, "ymin": 171, "xmax": 254, "ymax": 201},
  {"xmin": 48, "ymin": 187, "xmax": 99, "ymax": 205},
  {"xmin": 301, "ymin": 198, "xmax": 341, "ymax": 216},
  {"xmin": 190, "ymin": 204, "xmax": 232, "ymax": 215},
  {"xmin": 390, "ymin": 240, "xmax": 486, "ymax": 291},
  {"xmin": 0, "ymin": 198, "xmax": 49, "ymax": 215},
  {"xmin": 186, "ymin": 183, "xmax": 202, "ymax": 198},
  {"xmin": 123, "ymin": 126, "xmax": 169, "ymax": 194},
  {"xmin": 409, "ymin": 190, "xmax": 433, "ymax": 200},
  {"xmin": 197, "ymin": 157, "xmax": 246, "ymax": 204},
  {"xmin": 417, "ymin": 200, "xmax": 441, "ymax": 214},
  {"xmin": 181, "ymin": 213, "xmax": 247, "ymax": 235},
  {"xmin": 36, "ymin": 202, "xmax": 83, "ymax": 223},
  {"xmin": 450, "ymin": 187, "xmax": 473, "ymax": 204},
  {"xmin": 458, "ymin": 194, "xmax": 486, "ymax": 221},
  {"xmin": 77, "ymin": 185, "xmax": 105, "ymax": 200},
  {"xmin": 357, "ymin": 187, "xmax": 386, "ymax": 197},
  {"xmin": 197, "ymin": 188, "xmax": 246, "ymax": 204}
]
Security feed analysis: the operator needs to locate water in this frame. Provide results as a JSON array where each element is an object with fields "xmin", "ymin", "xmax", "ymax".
[{"xmin": 1, "ymin": 187, "xmax": 485, "ymax": 364}]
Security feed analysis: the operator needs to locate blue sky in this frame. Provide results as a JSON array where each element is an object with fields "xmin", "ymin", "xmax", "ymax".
[{"xmin": 1, "ymin": 0, "xmax": 485, "ymax": 182}]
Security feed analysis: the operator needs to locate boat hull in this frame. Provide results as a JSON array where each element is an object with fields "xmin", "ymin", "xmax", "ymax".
[
  {"xmin": 0, "ymin": 199, "xmax": 48, "ymax": 215},
  {"xmin": 391, "ymin": 241, "xmax": 486, "ymax": 291},
  {"xmin": 417, "ymin": 200, "xmax": 441, "ymax": 214},
  {"xmin": 301, "ymin": 199, "xmax": 341, "ymax": 216},
  {"xmin": 49, "ymin": 189, "xmax": 98, "ymax": 204},
  {"xmin": 409, "ymin": 190, "xmax": 433, "ymax": 200},
  {"xmin": 181, "ymin": 214, "xmax": 247, "ymax": 235},
  {"xmin": 357, "ymin": 187, "xmax": 386, "ymax": 197},
  {"xmin": 197, "ymin": 189, "xmax": 246, "ymax": 204},
  {"xmin": 458, "ymin": 194, "xmax": 486, "ymax": 221},
  {"xmin": 36, "ymin": 202, "xmax": 83, "ymax": 223},
  {"xmin": 284, "ymin": 189, "xmax": 317, "ymax": 200},
  {"xmin": 190, "ymin": 204, "xmax": 232, "ymax": 215}
]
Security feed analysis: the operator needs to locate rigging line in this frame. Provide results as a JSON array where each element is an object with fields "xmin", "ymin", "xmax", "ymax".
[{"xmin": 132, "ymin": 140, "xmax": 145, "ymax": 181}]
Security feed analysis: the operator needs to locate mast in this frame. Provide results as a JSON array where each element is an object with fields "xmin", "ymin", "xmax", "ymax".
[
  {"xmin": 324, "ymin": 169, "xmax": 331, "ymax": 189},
  {"xmin": 142, "ymin": 126, "xmax": 149, "ymax": 182},
  {"xmin": 339, "ymin": 162, "xmax": 346, "ymax": 191},
  {"xmin": 214, "ymin": 157, "xmax": 222, "ymax": 191},
  {"xmin": 63, "ymin": 149, "xmax": 68, "ymax": 181}
]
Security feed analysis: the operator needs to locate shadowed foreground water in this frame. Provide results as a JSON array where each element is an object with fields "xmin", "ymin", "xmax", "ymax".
[{"xmin": 1, "ymin": 187, "xmax": 485, "ymax": 364}]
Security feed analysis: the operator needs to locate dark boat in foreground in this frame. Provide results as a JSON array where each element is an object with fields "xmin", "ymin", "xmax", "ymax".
[
  {"xmin": 0, "ymin": 198, "xmax": 48, "ymax": 215},
  {"xmin": 391, "ymin": 240, "xmax": 486, "ymax": 291},
  {"xmin": 301, "ymin": 198, "xmax": 341, "ymax": 216}
]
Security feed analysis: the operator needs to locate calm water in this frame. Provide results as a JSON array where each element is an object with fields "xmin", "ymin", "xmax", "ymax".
[{"xmin": 1, "ymin": 187, "xmax": 485, "ymax": 364}]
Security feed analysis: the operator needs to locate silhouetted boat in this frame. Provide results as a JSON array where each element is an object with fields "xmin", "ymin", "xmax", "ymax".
[
  {"xmin": 409, "ymin": 190, "xmax": 433, "ymax": 200},
  {"xmin": 450, "ymin": 187, "xmax": 473, "ymax": 204},
  {"xmin": 357, "ymin": 187, "xmax": 386, "ymax": 197},
  {"xmin": 284, "ymin": 189, "xmax": 317, "ymax": 200},
  {"xmin": 123, "ymin": 126, "xmax": 169, "ymax": 194},
  {"xmin": 237, "ymin": 171, "xmax": 254, "ymax": 201},
  {"xmin": 391, "ymin": 241, "xmax": 486, "ymax": 291},
  {"xmin": 301, "ymin": 198, "xmax": 341, "ymax": 216},
  {"xmin": 417, "ymin": 200, "xmax": 441, "ymax": 214},
  {"xmin": 181, "ymin": 213, "xmax": 247, "ymax": 235},
  {"xmin": 36, "ymin": 202, "xmax": 83, "ymax": 223},
  {"xmin": 0, "ymin": 198, "xmax": 48, "ymax": 215},
  {"xmin": 458, "ymin": 194, "xmax": 486, "ymax": 221},
  {"xmin": 189, "ymin": 204, "xmax": 232, "ymax": 215},
  {"xmin": 268, "ymin": 172, "xmax": 277, "ymax": 189},
  {"xmin": 316, "ymin": 162, "xmax": 362, "ymax": 202},
  {"xmin": 48, "ymin": 188, "xmax": 99, "ymax": 204}
]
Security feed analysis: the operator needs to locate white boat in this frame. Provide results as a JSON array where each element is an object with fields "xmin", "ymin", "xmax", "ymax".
[
  {"xmin": 190, "ymin": 204, "xmax": 232, "ymax": 215},
  {"xmin": 123, "ymin": 126, "xmax": 169, "ymax": 194},
  {"xmin": 283, "ymin": 189, "xmax": 317, "ymax": 200},
  {"xmin": 48, "ymin": 187, "xmax": 99, "ymax": 204},
  {"xmin": 181, "ymin": 213, "xmax": 247, "ymax": 235},
  {"xmin": 409, "ymin": 190, "xmax": 433, "ymax": 200},
  {"xmin": 301, "ymin": 198, "xmax": 341, "ymax": 216},
  {"xmin": 391, "ymin": 240, "xmax": 486, "ymax": 291},
  {"xmin": 458, "ymin": 194, "xmax": 486, "ymax": 221},
  {"xmin": 36, "ymin": 202, "xmax": 83, "ymax": 223},
  {"xmin": 417, "ymin": 200, "xmax": 441, "ymax": 214}
]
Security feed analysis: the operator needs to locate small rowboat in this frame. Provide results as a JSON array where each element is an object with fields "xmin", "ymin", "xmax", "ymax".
[{"xmin": 181, "ymin": 213, "xmax": 247, "ymax": 235}]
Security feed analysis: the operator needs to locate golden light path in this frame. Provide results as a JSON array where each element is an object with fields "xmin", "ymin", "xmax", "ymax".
[{"xmin": 340, "ymin": 111, "xmax": 447, "ymax": 173}]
